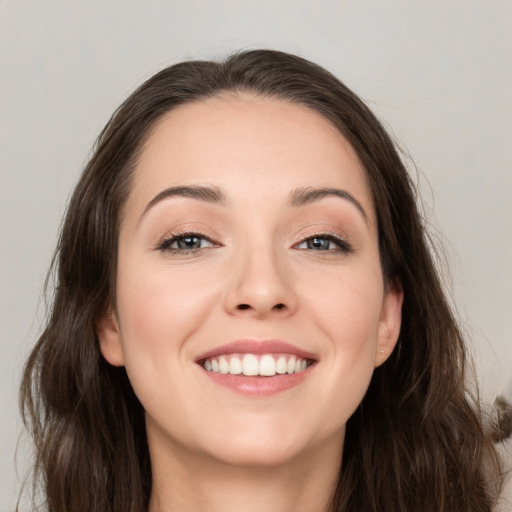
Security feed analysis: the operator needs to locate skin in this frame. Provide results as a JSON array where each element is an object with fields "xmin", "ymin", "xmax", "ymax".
[{"xmin": 97, "ymin": 95, "xmax": 403, "ymax": 512}]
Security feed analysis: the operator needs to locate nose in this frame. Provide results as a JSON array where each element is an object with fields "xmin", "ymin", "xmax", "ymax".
[{"xmin": 223, "ymin": 245, "xmax": 298, "ymax": 319}]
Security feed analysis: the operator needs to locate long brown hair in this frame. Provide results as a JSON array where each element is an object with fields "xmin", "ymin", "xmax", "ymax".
[{"xmin": 20, "ymin": 49, "xmax": 505, "ymax": 511}]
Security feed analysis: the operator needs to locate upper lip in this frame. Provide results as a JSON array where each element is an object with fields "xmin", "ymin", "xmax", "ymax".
[{"xmin": 195, "ymin": 339, "xmax": 317, "ymax": 362}]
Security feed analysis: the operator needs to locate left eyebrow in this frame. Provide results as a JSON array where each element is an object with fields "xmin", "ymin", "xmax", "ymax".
[{"xmin": 288, "ymin": 187, "xmax": 368, "ymax": 223}]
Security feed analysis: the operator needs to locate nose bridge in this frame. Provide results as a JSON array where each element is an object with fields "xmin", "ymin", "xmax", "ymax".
[{"xmin": 224, "ymin": 232, "xmax": 297, "ymax": 317}]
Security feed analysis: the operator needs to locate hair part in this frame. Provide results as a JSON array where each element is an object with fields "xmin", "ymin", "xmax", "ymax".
[{"xmin": 20, "ymin": 49, "xmax": 505, "ymax": 512}]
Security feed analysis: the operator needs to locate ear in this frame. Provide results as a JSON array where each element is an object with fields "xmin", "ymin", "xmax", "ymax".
[
  {"xmin": 375, "ymin": 280, "xmax": 403, "ymax": 367},
  {"xmin": 96, "ymin": 309, "xmax": 125, "ymax": 367}
]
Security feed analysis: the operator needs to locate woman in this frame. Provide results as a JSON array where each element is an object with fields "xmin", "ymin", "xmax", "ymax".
[{"xmin": 20, "ymin": 49, "xmax": 506, "ymax": 511}]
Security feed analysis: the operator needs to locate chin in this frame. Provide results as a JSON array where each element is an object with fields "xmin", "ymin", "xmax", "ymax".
[
  {"xmin": 205, "ymin": 437, "xmax": 312, "ymax": 468},
  {"xmin": 196, "ymin": 418, "xmax": 344, "ymax": 470}
]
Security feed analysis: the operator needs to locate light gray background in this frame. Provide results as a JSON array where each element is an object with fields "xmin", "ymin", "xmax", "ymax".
[{"xmin": 1, "ymin": 1, "xmax": 511, "ymax": 510}]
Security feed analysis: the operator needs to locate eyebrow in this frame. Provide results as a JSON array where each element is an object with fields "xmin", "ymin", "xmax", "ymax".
[
  {"xmin": 142, "ymin": 184, "xmax": 367, "ymax": 223},
  {"xmin": 289, "ymin": 187, "xmax": 368, "ymax": 222},
  {"xmin": 142, "ymin": 184, "xmax": 229, "ymax": 217}
]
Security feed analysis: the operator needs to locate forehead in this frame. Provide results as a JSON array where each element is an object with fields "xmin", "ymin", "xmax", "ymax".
[{"xmin": 126, "ymin": 94, "xmax": 375, "ymax": 225}]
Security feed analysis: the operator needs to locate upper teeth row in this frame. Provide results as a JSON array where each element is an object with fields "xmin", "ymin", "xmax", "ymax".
[{"xmin": 202, "ymin": 354, "xmax": 309, "ymax": 377}]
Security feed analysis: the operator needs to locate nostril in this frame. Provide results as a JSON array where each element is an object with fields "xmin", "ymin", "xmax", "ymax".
[{"xmin": 236, "ymin": 303, "xmax": 286, "ymax": 311}]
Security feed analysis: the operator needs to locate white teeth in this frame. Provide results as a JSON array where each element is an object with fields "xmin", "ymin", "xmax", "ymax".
[
  {"xmin": 219, "ymin": 356, "xmax": 229, "ymax": 374},
  {"xmin": 242, "ymin": 354, "xmax": 259, "ymax": 376},
  {"xmin": 287, "ymin": 355, "xmax": 296, "ymax": 374},
  {"xmin": 229, "ymin": 357, "xmax": 243, "ymax": 375},
  {"xmin": 276, "ymin": 356, "xmax": 287, "ymax": 374},
  {"xmin": 259, "ymin": 354, "xmax": 276, "ymax": 376},
  {"xmin": 202, "ymin": 353, "xmax": 311, "ymax": 376}
]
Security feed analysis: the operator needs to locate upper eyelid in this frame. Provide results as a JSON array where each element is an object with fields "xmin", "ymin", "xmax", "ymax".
[
  {"xmin": 162, "ymin": 228, "xmax": 216, "ymax": 240},
  {"xmin": 295, "ymin": 230, "xmax": 350, "ymax": 244}
]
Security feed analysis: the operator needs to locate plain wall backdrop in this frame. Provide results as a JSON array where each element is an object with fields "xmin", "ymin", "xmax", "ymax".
[{"xmin": 1, "ymin": 1, "xmax": 511, "ymax": 509}]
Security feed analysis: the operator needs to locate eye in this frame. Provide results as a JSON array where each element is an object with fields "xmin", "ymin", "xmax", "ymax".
[
  {"xmin": 296, "ymin": 234, "xmax": 352, "ymax": 253},
  {"xmin": 156, "ymin": 232, "xmax": 216, "ymax": 254}
]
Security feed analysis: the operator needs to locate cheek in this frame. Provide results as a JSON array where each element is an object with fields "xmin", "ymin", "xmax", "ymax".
[
  {"xmin": 300, "ymin": 269, "xmax": 383, "ymax": 417},
  {"xmin": 114, "ymin": 258, "xmax": 220, "ymax": 369},
  {"xmin": 304, "ymin": 266, "xmax": 384, "ymax": 344},
  {"xmin": 113, "ymin": 260, "xmax": 225, "ymax": 434}
]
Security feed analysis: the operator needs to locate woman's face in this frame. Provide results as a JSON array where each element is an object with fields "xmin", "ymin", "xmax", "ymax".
[{"xmin": 98, "ymin": 95, "xmax": 402, "ymax": 469}]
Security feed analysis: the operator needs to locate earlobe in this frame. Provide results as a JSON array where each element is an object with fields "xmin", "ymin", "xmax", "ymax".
[
  {"xmin": 96, "ymin": 310, "xmax": 125, "ymax": 367},
  {"xmin": 375, "ymin": 281, "xmax": 404, "ymax": 367}
]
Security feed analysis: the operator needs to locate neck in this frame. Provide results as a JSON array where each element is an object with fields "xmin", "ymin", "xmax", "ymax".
[{"xmin": 147, "ymin": 431, "xmax": 343, "ymax": 512}]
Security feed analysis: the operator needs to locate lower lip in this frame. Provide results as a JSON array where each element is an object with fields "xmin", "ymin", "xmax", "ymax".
[{"xmin": 200, "ymin": 366, "xmax": 314, "ymax": 396}]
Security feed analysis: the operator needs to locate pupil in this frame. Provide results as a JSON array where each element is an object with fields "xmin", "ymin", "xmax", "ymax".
[
  {"xmin": 310, "ymin": 238, "xmax": 329, "ymax": 250},
  {"xmin": 178, "ymin": 236, "xmax": 200, "ymax": 250}
]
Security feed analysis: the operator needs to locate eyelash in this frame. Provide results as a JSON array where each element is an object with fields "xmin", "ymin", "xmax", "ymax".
[
  {"xmin": 296, "ymin": 232, "xmax": 353, "ymax": 254},
  {"xmin": 155, "ymin": 230, "xmax": 352, "ymax": 256},
  {"xmin": 155, "ymin": 231, "xmax": 218, "ymax": 255}
]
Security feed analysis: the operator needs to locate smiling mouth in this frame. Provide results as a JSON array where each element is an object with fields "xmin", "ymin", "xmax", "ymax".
[{"xmin": 200, "ymin": 353, "xmax": 314, "ymax": 377}]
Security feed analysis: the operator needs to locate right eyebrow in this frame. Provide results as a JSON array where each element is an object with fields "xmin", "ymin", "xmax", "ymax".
[{"xmin": 141, "ymin": 184, "xmax": 229, "ymax": 219}]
